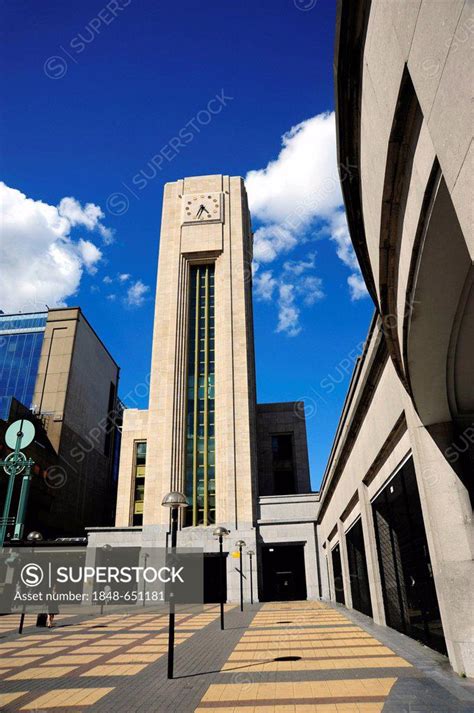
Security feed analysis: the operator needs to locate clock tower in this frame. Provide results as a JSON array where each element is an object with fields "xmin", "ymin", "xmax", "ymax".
[{"xmin": 142, "ymin": 175, "xmax": 258, "ymax": 534}]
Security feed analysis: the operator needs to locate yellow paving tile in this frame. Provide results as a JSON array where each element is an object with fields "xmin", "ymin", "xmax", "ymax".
[
  {"xmin": 0, "ymin": 691, "xmax": 28, "ymax": 706},
  {"xmin": 108, "ymin": 653, "xmax": 163, "ymax": 663},
  {"xmin": 7, "ymin": 666, "xmax": 78, "ymax": 680},
  {"xmin": 81, "ymin": 663, "xmax": 147, "ymax": 676},
  {"xmin": 39, "ymin": 654, "xmax": 104, "ymax": 665},
  {"xmin": 129, "ymin": 644, "xmax": 168, "ymax": 651},
  {"xmin": 0, "ymin": 657, "xmax": 43, "ymax": 667},
  {"xmin": 20, "ymin": 686, "xmax": 114, "ymax": 709},
  {"xmin": 74, "ymin": 645, "xmax": 122, "ymax": 653},
  {"xmin": 33, "ymin": 646, "xmax": 70, "ymax": 653},
  {"xmin": 197, "ymin": 603, "xmax": 404, "ymax": 711}
]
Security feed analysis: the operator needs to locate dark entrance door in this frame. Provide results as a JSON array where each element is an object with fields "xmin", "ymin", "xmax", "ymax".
[
  {"xmin": 372, "ymin": 457, "xmax": 446, "ymax": 655},
  {"xmin": 346, "ymin": 519, "xmax": 372, "ymax": 617},
  {"xmin": 203, "ymin": 553, "xmax": 226, "ymax": 604},
  {"xmin": 261, "ymin": 544, "xmax": 307, "ymax": 601},
  {"xmin": 331, "ymin": 544, "xmax": 345, "ymax": 605}
]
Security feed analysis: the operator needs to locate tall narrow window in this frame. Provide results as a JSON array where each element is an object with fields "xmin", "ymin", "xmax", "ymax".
[
  {"xmin": 132, "ymin": 441, "xmax": 146, "ymax": 526},
  {"xmin": 185, "ymin": 265, "xmax": 215, "ymax": 526},
  {"xmin": 271, "ymin": 434, "xmax": 296, "ymax": 494}
]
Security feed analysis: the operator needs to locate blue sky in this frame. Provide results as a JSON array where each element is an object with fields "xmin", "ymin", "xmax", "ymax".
[{"xmin": 0, "ymin": 0, "xmax": 374, "ymax": 488}]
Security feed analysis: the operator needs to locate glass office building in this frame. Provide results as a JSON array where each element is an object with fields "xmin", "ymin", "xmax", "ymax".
[{"xmin": 0, "ymin": 313, "xmax": 47, "ymax": 421}]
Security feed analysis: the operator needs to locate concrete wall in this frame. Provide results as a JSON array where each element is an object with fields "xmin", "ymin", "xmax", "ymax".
[
  {"xmin": 360, "ymin": 0, "xmax": 472, "ymax": 297},
  {"xmin": 31, "ymin": 308, "xmax": 120, "ymax": 534},
  {"xmin": 333, "ymin": 0, "xmax": 473, "ymax": 676},
  {"xmin": 115, "ymin": 409, "xmax": 148, "ymax": 527},
  {"xmin": 258, "ymin": 492, "xmax": 320, "ymax": 600},
  {"xmin": 318, "ymin": 315, "xmax": 473, "ymax": 675},
  {"xmin": 256, "ymin": 402, "xmax": 311, "ymax": 495}
]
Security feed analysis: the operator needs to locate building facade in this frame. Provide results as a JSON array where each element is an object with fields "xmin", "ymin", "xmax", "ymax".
[
  {"xmin": 0, "ymin": 312, "xmax": 48, "ymax": 421},
  {"xmin": 89, "ymin": 175, "xmax": 319, "ymax": 603},
  {"xmin": 317, "ymin": 0, "xmax": 473, "ymax": 677},
  {"xmin": 0, "ymin": 308, "xmax": 121, "ymax": 538}
]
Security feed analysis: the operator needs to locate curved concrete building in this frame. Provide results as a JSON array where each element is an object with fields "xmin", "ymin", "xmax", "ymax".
[{"xmin": 318, "ymin": 0, "xmax": 473, "ymax": 676}]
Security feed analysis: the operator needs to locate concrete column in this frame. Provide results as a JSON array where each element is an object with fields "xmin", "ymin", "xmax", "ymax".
[
  {"xmin": 327, "ymin": 544, "xmax": 336, "ymax": 602},
  {"xmin": 337, "ymin": 520, "xmax": 353, "ymax": 609},
  {"xmin": 404, "ymin": 398, "xmax": 474, "ymax": 677},
  {"xmin": 358, "ymin": 483, "xmax": 386, "ymax": 625},
  {"xmin": 319, "ymin": 544, "xmax": 330, "ymax": 600},
  {"xmin": 303, "ymin": 530, "xmax": 321, "ymax": 600}
]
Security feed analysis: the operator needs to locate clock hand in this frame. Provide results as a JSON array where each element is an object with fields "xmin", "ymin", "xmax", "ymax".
[{"xmin": 196, "ymin": 204, "xmax": 210, "ymax": 218}]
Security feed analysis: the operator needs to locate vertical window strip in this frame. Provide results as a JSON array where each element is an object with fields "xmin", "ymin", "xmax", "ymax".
[
  {"xmin": 192, "ymin": 267, "xmax": 200, "ymax": 526},
  {"xmin": 185, "ymin": 264, "xmax": 215, "ymax": 527},
  {"xmin": 203, "ymin": 266, "xmax": 209, "ymax": 525}
]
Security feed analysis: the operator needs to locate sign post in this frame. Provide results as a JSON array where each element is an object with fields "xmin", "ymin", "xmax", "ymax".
[{"xmin": 0, "ymin": 419, "xmax": 35, "ymax": 546}]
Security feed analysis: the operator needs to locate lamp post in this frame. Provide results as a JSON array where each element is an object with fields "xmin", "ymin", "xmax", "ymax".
[
  {"xmin": 0, "ymin": 419, "xmax": 36, "ymax": 546},
  {"xmin": 213, "ymin": 526, "xmax": 229, "ymax": 630},
  {"xmin": 142, "ymin": 552, "xmax": 149, "ymax": 607},
  {"xmin": 247, "ymin": 550, "xmax": 255, "ymax": 605},
  {"xmin": 235, "ymin": 540, "xmax": 246, "ymax": 612},
  {"xmin": 100, "ymin": 544, "xmax": 112, "ymax": 616},
  {"xmin": 162, "ymin": 491, "xmax": 188, "ymax": 679},
  {"xmin": 27, "ymin": 531, "xmax": 43, "ymax": 543}
]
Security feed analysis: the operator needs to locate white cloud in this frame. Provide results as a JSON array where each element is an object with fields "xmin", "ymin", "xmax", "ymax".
[
  {"xmin": 59, "ymin": 196, "xmax": 114, "ymax": 244},
  {"xmin": 106, "ymin": 294, "xmax": 117, "ymax": 301},
  {"xmin": 118, "ymin": 273, "xmax": 131, "ymax": 282},
  {"xmin": 245, "ymin": 112, "xmax": 368, "ymax": 333},
  {"xmin": 276, "ymin": 284, "xmax": 301, "ymax": 337},
  {"xmin": 103, "ymin": 275, "xmax": 113, "ymax": 284},
  {"xmin": 77, "ymin": 239, "xmax": 102, "ymax": 274},
  {"xmin": 253, "ymin": 224, "xmax": 297, "ymax": 264},
  {"xmin": 254, "ymin": 269, "xmax": 324, "ymax": 337},
  {"xmin": 299, "ymin": 275, "xmax": 324, "ymax": 306},
  {"xmin": 283, "ymin": 254, "xmax": 316, "ymax": 275},
  {"xmin": 125, "ymin": 280, "xmax": 150, "ymax": 307},
  {"xmin": 348, "ymin": 273, "xmax": 369, "ymax": 301},
  {"xmin": 0, "ymin": 182, "xmax": 107, "ymax": 313},
  {"xmin": 246, "ymin": 112, "xmax": 342, "ymax": 227},
  {"xmin": 328, "ymin": 211, "xmax": 359, "ymax": 271},
  {"xmin": 253, "ymin": 270, "xmax": 277, "ymax": 301}
]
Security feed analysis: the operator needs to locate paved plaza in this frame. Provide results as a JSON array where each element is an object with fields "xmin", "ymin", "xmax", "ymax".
[{"xmin": 0, "ymin": 602, "xmax": 472, "ymax": 712}]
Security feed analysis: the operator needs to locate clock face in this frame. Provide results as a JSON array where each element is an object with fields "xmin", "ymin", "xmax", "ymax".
[{"xmin": 182, "ymin": 192, "xmax": 222, "ymax": 224}]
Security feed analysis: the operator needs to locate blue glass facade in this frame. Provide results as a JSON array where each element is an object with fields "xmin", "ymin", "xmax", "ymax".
[{"xmin": 0, "ymin": 313, "xmax": 47, "ymax": 421}]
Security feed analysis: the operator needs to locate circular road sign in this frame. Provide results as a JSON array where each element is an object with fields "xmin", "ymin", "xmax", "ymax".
[{"xmin": 5, "ymin": 419, "xmax": 36, "ymax": 450}]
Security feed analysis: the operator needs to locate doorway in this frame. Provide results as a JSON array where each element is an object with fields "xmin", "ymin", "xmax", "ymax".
[
  {"xmin": 260, "ymin": 544, "xmax": 307, "ymax": 601},
  {"xmin": 372, "ymin": 458, "xmax": 446, "ymax": 654},
  {"xmin": 346, "ymin": 518, "xmax": 372, "ymax": 617}
]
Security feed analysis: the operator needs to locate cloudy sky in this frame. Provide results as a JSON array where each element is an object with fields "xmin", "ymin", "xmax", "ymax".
[{"xmin": 0, "ymin": 0, "xmax": 373, "ymax": 487}]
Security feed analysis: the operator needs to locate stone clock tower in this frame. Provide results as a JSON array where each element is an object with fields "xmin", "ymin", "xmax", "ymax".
[{"xmin": 143, "ymin": 174, "xmax": 258, "ymax": 534}]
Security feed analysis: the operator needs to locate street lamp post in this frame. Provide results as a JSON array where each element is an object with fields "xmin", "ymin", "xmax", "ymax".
[
  {"xmin": 162, "ymin": 491, "xmax": 188, "ymax": 680},
  {"xmin": 247, "ymin": 550, "xmax": 255, "ymax": 605},
  {"xmin": 100, "ymin": 544, "xmax": 112, "ymax": 616},
  {"xmin": 0, "ymin": 419, "xmax": 36, "ymax": 546},
  {"xmin": 213, "ymin": 526, "xmax": 229, "ymax": 630},
  {"xmin": 235, "ymin": 540, "xmax": 246, "ymax": 612},
  {"xmin": 142, "ymin": 552, "xmax": 149, "ymax": 607}
]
